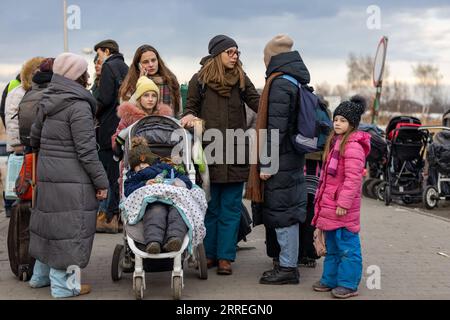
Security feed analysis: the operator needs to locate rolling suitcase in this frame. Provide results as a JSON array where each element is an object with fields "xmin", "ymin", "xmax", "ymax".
[{"xmin": 7, "ymin": 200, "xmax": 35, "ymax": 281}]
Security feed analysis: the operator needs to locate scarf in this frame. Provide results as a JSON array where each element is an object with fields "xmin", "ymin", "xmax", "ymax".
[
  {"xmin": 207, "ymin": 69, "xmax": 243, "ymax": 97},
  {"xmin": 150, "ymin": 76, "xmax": 172, "ymax": 107},
  {"xmin": 244, "ymin": 72, "xmax": 283, "ymax": 202},
  {"xmin": 327, "ymin": 136, "xmax": 341, "ymax": 177}
]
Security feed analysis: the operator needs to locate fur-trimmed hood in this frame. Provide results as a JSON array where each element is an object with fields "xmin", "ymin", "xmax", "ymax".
[
  {"xmin": 21, "ymin": 57, "xmax": 46, "ymax": 91},
  {"xmin": 117, "ymin": 101, "xmax": 174, "ymax": 124}
]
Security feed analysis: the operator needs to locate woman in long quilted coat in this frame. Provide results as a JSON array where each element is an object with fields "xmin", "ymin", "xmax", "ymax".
[{"xmin": 29, "ymin": 53, "xmax": 108, "ymax": 298}]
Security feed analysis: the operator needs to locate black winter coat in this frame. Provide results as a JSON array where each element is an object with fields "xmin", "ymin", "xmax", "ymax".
[
  {"xmin": 262, "ymin": 51, "xmax": 310, "ymax": 228},
  {"xmin": 96, "ymin": 53, "xmax": 129, "ymax": 150}
]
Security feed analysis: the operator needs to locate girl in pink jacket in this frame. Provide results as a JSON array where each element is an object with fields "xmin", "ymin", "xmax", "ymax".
[{"xmin": 311, "ymin": 96, "xmax": 371, "ymax": 299}]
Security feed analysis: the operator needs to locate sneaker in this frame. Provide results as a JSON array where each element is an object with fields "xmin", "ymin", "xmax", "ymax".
[
  {"xmin": 331, "ymin": 286, "xmax": 359, "ymax": 299},
  {"xmin": 312, "ymin": 281, "xmax": 332, "ymax": 292},
  {"xmin": 259, "ymin": 266, "xmax": 299, "ymax": 285},
  {"xmin": 163, "ymin": 237, "xmax": 182, "ymax": 252},
  {"xmin": 145, "ymin": 242, "xmax": 161, "ymax": 254}
]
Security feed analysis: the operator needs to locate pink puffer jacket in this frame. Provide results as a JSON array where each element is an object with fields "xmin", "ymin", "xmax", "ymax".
[{"xmin": 312, "ymin": 131, "xmax": 371, "ymax": 233}]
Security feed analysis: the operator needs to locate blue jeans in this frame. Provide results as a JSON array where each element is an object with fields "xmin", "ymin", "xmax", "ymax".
[
  {"xmin": 320, "ymin": 228, "xmax": 362, "ymax": 291},
  {"xmin": 204, "ymin": 183, "xmax": 244, "ymax": 261},
  {"xmin": 29, "ymin": 260, "xmax": 81, "ymax": 298},
  {"xmin": 275, "ymin": 224, "xmax": 299, "ymax": 268}
]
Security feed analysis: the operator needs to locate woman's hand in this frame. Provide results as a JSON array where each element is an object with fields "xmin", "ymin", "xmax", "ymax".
[
  {"xmin": 336, "ymin": 207, "xmax": 347, "ymax": 216},
  {"xmin": 146, "ymin": 179, "xmax": 156, "ymax": 185},
  {"xmin": 180, "ymin": 114, "xmax": 198, "ymax": 128},
  {"xmin": 96, "ymin": 189, "xmax": 108, "ymax": 200},
  {"xmin": 260, "ymin": 173, "xmax": 272, "ymax": 181}
]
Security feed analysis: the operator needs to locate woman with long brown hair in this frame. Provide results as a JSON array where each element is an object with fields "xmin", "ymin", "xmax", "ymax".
[
  {"xmin": 119, "ymin": 45, "xmax": 181, "ymax": 116},
  {"xmin": 180, "ymin": 35, "xmax": 260, "ymax": 275}
]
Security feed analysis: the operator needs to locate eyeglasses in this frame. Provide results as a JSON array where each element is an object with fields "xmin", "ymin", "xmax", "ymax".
[{"xmin": 225, "ymin": 49, "xmax": 241, "ymax": 58}]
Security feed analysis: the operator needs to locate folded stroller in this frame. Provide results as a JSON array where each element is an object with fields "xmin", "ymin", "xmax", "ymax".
[
  {"xmin": 359, "ymin": 124, "xmax": 388, "ymax": 200},
  {"xmin": 111, "ymin": 115, "xmax": 209, "ymax": 300},
  {"xmin": 422, "ymin": 114, "xmax": 450, "ymax": 209},
  {"xmin": 383, "ymin": 116, "xmax": 430, "ymax": 206}
]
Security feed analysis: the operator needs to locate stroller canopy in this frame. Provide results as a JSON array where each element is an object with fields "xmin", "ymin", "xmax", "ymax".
[{"xmin": 386, "ymin": 116, "xmax": 421, "ymax": 138}]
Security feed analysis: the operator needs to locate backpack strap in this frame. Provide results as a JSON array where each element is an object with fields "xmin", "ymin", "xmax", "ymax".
[{"xmin": 281, "ymin": 74, "xmax": 300, "ymax": 87}]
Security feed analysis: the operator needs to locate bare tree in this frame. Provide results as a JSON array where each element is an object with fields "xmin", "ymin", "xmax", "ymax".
[
  {"xmin": 391, "ymin": 80, "xmax": 409, "ymax": 113},
  {"xmin": 412, "ymin": 63, "xmax": 443, "ymax": 115},
  {"xmin": 347, "ymin": 52, "xmax": 390, "ymax": 98},
  {"xmin": 332, "ymin": 84, "xmax": 348, "ymax": 100},
  {"xmin": 315, "ymin": 81, "xmax": 332, "ymax": 97}
]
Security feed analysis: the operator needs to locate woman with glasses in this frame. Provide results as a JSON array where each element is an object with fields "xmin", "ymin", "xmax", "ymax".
[
  {"xmin": 180, "ymin": 35, "xmax": 260, "ymax": 275},
  {"xmin": 119, "ymin": 45, "xmax": 181, "ymax": 116}
]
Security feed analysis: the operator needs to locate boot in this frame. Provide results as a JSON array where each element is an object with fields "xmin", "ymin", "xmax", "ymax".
[
  {"xmin": 96, "ymin": 215, "xmax": 119, "ymax": 234},
  {"xmin": 217, "ymin": 260, "xmax": 232, "ymax": 275},
  {"xmin": 145, "ymin": 242, "xmax": 161, "ymax": 254},
  {"xmin": 262, "ymin": 259, "xmax": 280, "ymax": 277},
  {"xmin": 79, "ymin": 284, "xmax": 91, "ymax": 296},
  {"xmin": 259, "ymin": 266, "xmax": 299, "ymax": 285},
  {"xmin": 96, "ymin": 211, "xmax": 107, "ymax": 232},
  {"xmin": 163, "ymin": 237, "xmax": 182, "ymax": 252},
  {"xmin": 207, "ymin": 258, "xmax": 217, "ymax": 269}
]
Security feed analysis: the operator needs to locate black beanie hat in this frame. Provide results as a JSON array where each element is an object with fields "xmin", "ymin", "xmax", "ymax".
[
  {"xmin": 208, "ymin": 35, "xmax": 238, "ymax": 57},
  {"xmin": 333, "ymin": 95, "xmax": 367, "ymax": 128}
]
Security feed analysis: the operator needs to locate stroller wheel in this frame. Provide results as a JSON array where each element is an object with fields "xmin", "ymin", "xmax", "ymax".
[
  {"xmin": 423, "ymin": 186, "xmax": 439, "ymax": 210},
  {"xmin": 384, "ymin": 185, "xmax": 391, "ymax": 206},
  {"xmin": 375, "ymin": 182, "xmax": 387, "ymax": 202},
  {"xmin": 367, "ymin": 179, "xmax": 382, "ymax": 199},
  {"xmin": 401, "ymin": 196, "xmax": 414, "ymax": 205},
  {"xmin": 362, "ymin": 178, "xmax": 374, "ymax": 198},
  {"xmin": 196, "ymin": 243, "xmax": 208, "ymax": 280},
  {"xmin": 172, "ymin": 276, "xmax": 183, "ymax": 300},
  {"xmin": 111, "ymin": 244, "xmax": 124, "ymax": 281},
  {"xmin": 134, "ymin": 277, "xmax": 144, "ymax": 300}
]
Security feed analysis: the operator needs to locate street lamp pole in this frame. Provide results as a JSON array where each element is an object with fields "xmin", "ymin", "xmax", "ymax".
[{"xmin": 63, "ymin": 0, "xmax": 68, "ymax": 52}]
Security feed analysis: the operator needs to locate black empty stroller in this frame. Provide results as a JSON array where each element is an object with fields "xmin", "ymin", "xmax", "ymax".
[
  {"xmin": 383, "ymin": 116, "xmax": 430, "ymax": 206},
  {"xmin": 421, "ymin": 112, "xmax": 450, "ymax": 209},
  {"xmin": 359, "ymin": 124, "xmax": 388, "ymax": 200}
]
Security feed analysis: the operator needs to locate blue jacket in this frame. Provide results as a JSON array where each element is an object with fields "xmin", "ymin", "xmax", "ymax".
[{"xmin": 124, "ymin": 161, "xmax": 192, "ymax": 197}]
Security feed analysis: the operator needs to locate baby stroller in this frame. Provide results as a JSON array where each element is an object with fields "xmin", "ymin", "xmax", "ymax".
[
  {"xmin": 110, "ymin": 115, "xmax": 208, "ymax": 300},
  {"xmin": 420, "ymin": 114, "xmax": 450, "ymax": 209},
  {"xmin": 359, "ymin": 124, "xmax": 388, "ymax": 200},
  {"xmin": 383, "ymin": 116, "xmax": 429, "ymax": 206}
]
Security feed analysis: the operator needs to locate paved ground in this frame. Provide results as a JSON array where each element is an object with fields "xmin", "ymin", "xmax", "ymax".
[{"xmin": 1, "ymin": 198, "xmax": 450, "ymax": 300}]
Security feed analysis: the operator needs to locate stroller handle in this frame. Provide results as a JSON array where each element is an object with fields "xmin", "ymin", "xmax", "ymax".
[{"xmin": 418, "ymin": 126, "xmax": 450, "ymax": 132}]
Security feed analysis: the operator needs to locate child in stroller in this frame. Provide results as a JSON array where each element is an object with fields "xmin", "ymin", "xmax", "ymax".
[
  {"xmin": 124, "ymin": 137, "xmax": 192, "ymax": 254},
  {"xmin": 112, "ymin": 115, "xmax": 208, "ymax": 300}
]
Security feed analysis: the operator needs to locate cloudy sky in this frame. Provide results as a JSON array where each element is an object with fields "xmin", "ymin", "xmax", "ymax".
[{"xmin": 1, "ymin": 0, "xmax": 449, "ymax": 94}]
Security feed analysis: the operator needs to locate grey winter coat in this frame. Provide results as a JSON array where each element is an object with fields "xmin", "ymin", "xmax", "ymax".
[
  {"xmin": 29, "ymin": 74, "xmax": 109, "ymax": 270},
  {"xmin": 261, "ymin": 51, "xmax": 310, "ymax": 228}
]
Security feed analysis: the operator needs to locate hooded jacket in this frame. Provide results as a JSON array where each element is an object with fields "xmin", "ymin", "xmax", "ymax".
[
  {"xmin": 261, "ymin": 51, "xmax": 311, "ymax": 228},
  {"xmin": 312, "ymin": 131, "xmax": 371, "ymax": 233},
  {"xmin": 29, "ymin": 74, "xmax": 108, "ymax": 269}
]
